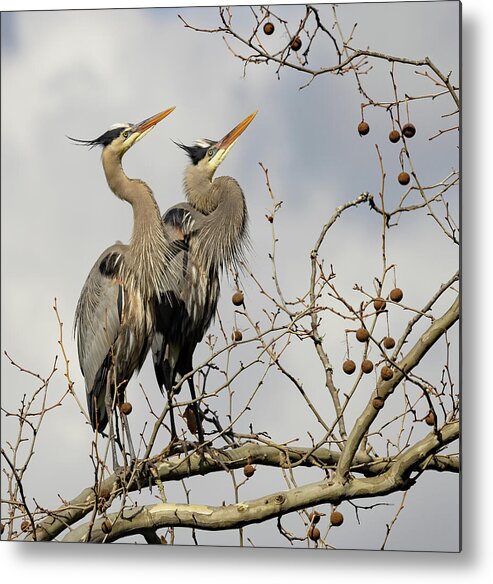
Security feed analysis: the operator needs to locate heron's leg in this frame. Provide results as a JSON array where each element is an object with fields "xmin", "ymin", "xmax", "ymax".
[
  {"xmin": 187, "ymin": 376, "xmax": 205, "ymax": 444},
  {"xmin": 120, "ymin": 411, "xmax": 137, "ymax": 464},
  {"xmin": 168, "ymin": 389, "xmax": 178, "ymax": 441},
  {"xmin": 105, "ymin": 373, "xmax": 120, "ymax": 472}
]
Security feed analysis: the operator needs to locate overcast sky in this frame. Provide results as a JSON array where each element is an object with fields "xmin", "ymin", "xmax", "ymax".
[{"xmin": 1, "ymin": 1, "xmax": 459, "ymax": 553}]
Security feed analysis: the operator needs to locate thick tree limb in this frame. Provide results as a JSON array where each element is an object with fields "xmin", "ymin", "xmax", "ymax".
[
  {"xmin": 30, "ymin": 439, "xmax": 458, "ymax": 542},
  {"xmin": 62, "ymin": 421, "xmax": 458, "ymax": 543}
]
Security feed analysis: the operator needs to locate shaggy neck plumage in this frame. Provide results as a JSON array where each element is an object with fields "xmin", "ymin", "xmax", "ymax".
[
  {"xmin": 184, "ymin": 165, "xmax": 249, "ymax": 273},
  {"xmin": 101, "ymin": 148, "xmax": 176, "ymax": 298}
]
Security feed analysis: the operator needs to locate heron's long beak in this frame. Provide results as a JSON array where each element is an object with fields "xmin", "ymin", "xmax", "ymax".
[
  {"xmin": 125, "ymin": 106, "xmax": 176, "ymax": 150},
  {"xmin": 210, "ymin": 111, "xmax": 257, "ymax": 171},
  {"xmin": 132, "ymin": 106, "xmax": 176, "ymax": 135},
  {"xmin": 217, "ymin": 111, "xmax": 257, "ymax": 152}
]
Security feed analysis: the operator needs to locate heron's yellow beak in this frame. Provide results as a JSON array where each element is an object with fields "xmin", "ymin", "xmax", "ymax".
[
  {"xmin": 124, "ymin": 106, "xmax": 176, "ymax": 150},
  {"xmin": 209, "ymin": 111, "xmax": 257, "ymax": 171},
  {"xmin": 133, "ymin": 106, "xmax": 176, "ymax": 135}
]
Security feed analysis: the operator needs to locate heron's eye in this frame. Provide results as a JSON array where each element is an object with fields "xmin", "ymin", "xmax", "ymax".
[
  {"xmin": 208, "ymin": 148, "xmax": 215, "ymax": 157},
  {"xmin": 122, "ymin": 130, "xmax": 130, "ymax": 139}
]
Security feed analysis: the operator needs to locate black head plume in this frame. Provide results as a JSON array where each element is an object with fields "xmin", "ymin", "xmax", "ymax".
[
  {"xmin": 68, "ymin": 125, "xmax": 130, "ymax": 149},
  {"xmin": 174, "ymin": 138, "xmax": 216, "ymax": 165}
]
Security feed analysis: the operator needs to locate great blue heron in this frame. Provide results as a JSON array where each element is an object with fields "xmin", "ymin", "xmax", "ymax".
[
  {"xmin": 71, "ymin": 106, "xmax": 177, "ymax": 470},
  {"xmin": 153, "ymin": 112, "xmax": 257, "ymax": 443}
]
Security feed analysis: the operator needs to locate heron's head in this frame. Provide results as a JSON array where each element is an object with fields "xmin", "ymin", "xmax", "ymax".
[
  {"xmin": 177, "ymin": 111, "xmax": 257, "ymax": 179},
  {"xmin": 69, "ymin": 106, "xmax": 176, "ymax": 158}
]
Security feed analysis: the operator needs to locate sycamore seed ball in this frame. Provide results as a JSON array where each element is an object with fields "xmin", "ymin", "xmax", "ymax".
[
  {"xmin": 244, "ymin": 464, "xmax": 256, "ymax": 478},
  {"xmin": 381, "ymin": 366, "xmax": 394, "ymax": 381},
  {"xmin": 232, "ymin": 291, "xmax": 244, "ymax": 306},
  {"xmin": 402, "ymin": 123, "xmax": 416, "ymax": 138},
  {"xmin": 309, "ymin": 526, "xmax": 321, "ymax": 541},
  {"xmin": 330, "ymin": 511, "xmax": 344, "ymax": 526},
  {"xmin": 373, "ymin": 297, "xmax": 386, "ymax": 311},
  {"xmin": 120, "ymin": 402, "xmax": 132, "ymax": 415},
  {"xmin": 356, "ymin": 327, "xmax": 370, "ymax": 343},
  {"xmin": 263, "ymin": 22, "xmax": 275, "ymax": 35},
  {"xmin": 358, "ymin": 121, "xmax": 370, "ymax": 136},
  {"xmin": 389, "ymin": 288, "xmax": 403, "ymax": 302},
  {"xmin": 309, "ymin": 511, "xmax": 321, "ymax": 524},
  {"xmin": 372, "ymin": 396, "xmax": 385, "ymax": 410},
  {"xmin": 343, "ymin": 359, "xmax": 356, "ymax": 374},
  {"xmin": 290, "ymin": 36, "xmax": 302, "ymax": 51},
  {"xmin": 383, "ymin": 336, "xmax": 396, "ymax": 349},
  {"xmin": 398, "ymin": 172, "xmax": 411, "ymax": 185},
  {"xmin": 389, "ymin": 129, "xmax": 400, "ymax": 143},
  {"xmin": 361, "ymin": 359, "xmax": 374, "ymax": 374}
]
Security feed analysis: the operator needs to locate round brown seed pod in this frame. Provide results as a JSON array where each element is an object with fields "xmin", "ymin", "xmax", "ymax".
[
  {"xmin": 243, "ymin": 464, "xmax": 256, "ymax": 478},
  {"xmin": 373, "ymin": 297, "xmax": 386, "ymax": 311},
  {"xmin": 380, "ymin": 366, "xmax": 394, "ymax": 381},
  {"xmin": 361, "ymin": 359, "xmax": 374, "ymax": 374},
  {"xmin": 263, "ymin": 22, "xmax": 275, "ymax": 35},
  {"xmin": 372, "ymin": 396, "xmax": 385, "ymax": 410},
  {"xmin": 308, "ymin": 526, "xmax": 321, "ymax": 541},
  {"xmin": 402, "ymin": 123, "xmax": 416, "ymax": 138},
  {"xmin": 383, "ymin": 336, "xmax": 396, "ymax": 349},
  {"xmin": 389, "ymin": 288, "xmax": 403, "ymax": 302},
  {"xmin": 309, "ymin": 511, "xmax": 322, "ymax": 524},
  {"xmin": 358, "ymin": 121, "xmax": 370, "ymax": 136},
  {"xmin": 330, "ymin": 511, "xmax": 344, "ymax": 526},
  {"xmin": 120, "ymin": 402, "xmax": 132, "ymax": 415},
  {"xmin": 101, "ymin": 518, "xmax": 113, "ymax": 534},
  {"xmin": 232, "ymin": 329, "xmax": 243, "ymax": 342},
  {"xmin": 343, "ymin": 359, "xmax": 356, "ymax": 375},
  {"xmin": 232, "ymin": 291, "xmax": 244, "ymax": 306},
  {"xmin": 356, "ymin": 327, "xmax": 370, "ymax": 343},
  {"xmin": 290, "ymin": 36, "xmax": 302, "ymax": 51},
  {"xmin": 425, "ymin": 411, "xmax": 436, "ymax": 426},
  {"xmin": 398, "ymin": 171, "xmax": 411, "ymax": 185},
  {"xmin": 20, "ymin": 520, "xmax": 30, "ymax": 532},
  {"xmin": 389, "ymin": 129, "xmax": 400, "ymax": 143}
]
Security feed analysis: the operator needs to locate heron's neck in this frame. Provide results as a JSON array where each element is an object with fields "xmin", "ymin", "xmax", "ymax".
[
  {"xmin": 101, "ymin": 149, "xmax": 175, "ymax": 298},
  {"xmin": 183, "ymin": 165, "xmax": 218, "ymax": 214},
  {"xmin": 186, "ymin": 172, "xmax": 249, "ymax": 273}
]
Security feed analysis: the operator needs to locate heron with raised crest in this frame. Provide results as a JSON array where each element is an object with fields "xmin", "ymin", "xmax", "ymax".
[
  {"xmin": 153, "ymin": 111, "xmax": 257, "ymax": 444},
  {"xmin": 71, "ymin": 106, "xmax": 177, "ymax": 470}
]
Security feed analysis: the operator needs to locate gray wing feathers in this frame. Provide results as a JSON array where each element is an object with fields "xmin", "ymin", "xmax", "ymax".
[{"xmin": 75, "ymin": 248, "xmax": 124, "ymax": 397}]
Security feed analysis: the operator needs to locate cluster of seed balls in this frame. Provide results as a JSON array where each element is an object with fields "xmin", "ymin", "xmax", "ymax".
[
  {"xmin": 357, "ymin": 120, "xmax": 417, "ymax": 185},
  {"xmin": 263, "ymin": 20, "xmax": 303, "ymax": 52},
  {"xmin": 307, "ymin": 509, "xmax": 344, "ymax": 543},
  {"xmin": 343, "ymin": 287, "xmax": 403, "ymax": 411},
  {"xmin": 342, "ymin": 287, "xmax": 437, "ymax": 425}
]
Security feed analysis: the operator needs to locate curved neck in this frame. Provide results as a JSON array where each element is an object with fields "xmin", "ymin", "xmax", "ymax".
[
  {"xmin": 183, "ymin": 165, "xmax": 218, "ymax": 214},
  {"xmin": 101, "ymin": 148, "xmax": 176, "ymax": 297},
  {"xmin": 184, "ymin": 170, "xmax": 248, "ymax": 272}
]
